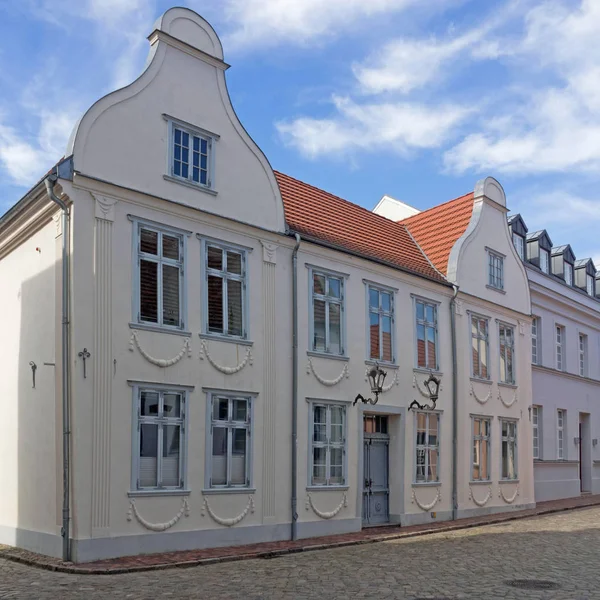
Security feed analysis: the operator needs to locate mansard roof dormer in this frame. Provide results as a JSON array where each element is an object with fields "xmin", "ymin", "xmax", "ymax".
[
  {"xmin": 551, "ymin": 244, "xmax": 576, "ymax": 286},
  {"xmin": 508, "ymin": 214, "xmax": 528, "ymax": 260},
  {"xmin": 574, "ymin": 258, "xmax": 596, "ymax": 296},
  {"xmin": 526, "ymin": 229, "xmax": 552, "ymax": 273}
]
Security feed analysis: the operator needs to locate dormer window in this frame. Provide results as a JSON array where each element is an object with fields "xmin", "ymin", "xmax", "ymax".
[
  {"xmin": 564, "ymin": 262, "xmax": 573, "ymax": 286},
  {"xmin": 575, "ymin": 258, "xmax": 596, "ymax": 296},
  {"xmin": 164, "ymin": 115, "xmax": 218, "ymax": 193},
  {"xmin": 588, "ymin": 275, "xmax": 595, "ymax": 296},
  {"xmin": 512, "ymin": 233, "xmax": 524, "ymax": 259},
  {"xmin": 540, "ymin": 249, "xmax": 549, "ymax": 273}
]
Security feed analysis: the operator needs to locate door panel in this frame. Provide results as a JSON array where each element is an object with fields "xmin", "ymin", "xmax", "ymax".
[{"xmin": 363, "ymin": 425, "xmax": 390, "ymax": 525}]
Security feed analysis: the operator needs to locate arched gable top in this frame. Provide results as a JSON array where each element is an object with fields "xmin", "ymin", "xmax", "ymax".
[{"xmin": 474, "ymin": 176, "xmax": 506, "ymax": 208}]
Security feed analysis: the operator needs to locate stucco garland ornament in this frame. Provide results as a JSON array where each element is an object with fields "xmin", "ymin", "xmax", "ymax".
[
  {"xmin": 305, "ymin": 492, "xmax": 348, "ymax": 519},
  {"xmin": 201, "ymin": 494, "xmax": 255, "ymax": 526},
  {"xmin": 413, "ymin": 374, "xmax": 443, "ymax": 398},
  {"xmin": 498, "ymin": 388, "xmax": 518, "ymax": 408},
  {"xmin": 129, "ymin": 331, "xmax": 191, "ymax": 367},
  {"xmin": 307, "ymin": 358, "xmax": 349, "ymax": 386},
  {"xmin": 127, "ymin": 497, "xmax": 190, "ymax": 532},
  {"xmin": 470, "ymin": 382, "xmax": 492, "ymax": 405},
  {"xmin": 411, "ymin": 488, "xmax": 441, "ymax": 511},
  {"xmin": 199, "ymin": 339, "xmax": 253, "ymax": 374},
  {"xmin": 469, "ymin": 485, "xmax": 493, "ymax": 507},
  {"xmin": 499, "ymin": 484, "xmax": 520, "ymax": 504}
]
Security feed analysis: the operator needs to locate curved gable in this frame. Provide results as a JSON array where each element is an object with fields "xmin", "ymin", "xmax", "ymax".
[{"xmin": 68, "ymin": 7, "xmax": 285, "ymax": 233}]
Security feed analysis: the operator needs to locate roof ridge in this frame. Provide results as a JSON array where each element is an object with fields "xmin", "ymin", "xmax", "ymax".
[{"xmin": 400, "ymin": 190, "xmax": 474, "ymax": 224}]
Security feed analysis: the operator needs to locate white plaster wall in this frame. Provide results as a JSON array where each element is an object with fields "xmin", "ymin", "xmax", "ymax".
[
  {"xmin": 0, "ymin": 219, "xmax": 60, "ymax": 551},
  {"xmin": 530, "ymin": 271, "xmax": 600, "ymax": 500}
]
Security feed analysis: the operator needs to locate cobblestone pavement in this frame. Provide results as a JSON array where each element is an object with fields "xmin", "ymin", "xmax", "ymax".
[{"xmin": 2, "ymin": 507, "xmax": 600, "ymax": 599}]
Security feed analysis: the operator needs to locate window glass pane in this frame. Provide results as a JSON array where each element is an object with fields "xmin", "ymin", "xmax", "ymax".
[
  {"xmin": 480, "ymin": 339, "xmax": 488, "ymax": 379},
  {"xmin": 140, "ymin": 228, "xmax": 158, "ymax": 255},
  {"xmin": 207, "ymin": 246, "xmax": 223, "ymax": 271},
  {"xmin": 329, "ymin": 302, "xmax": 341, "ymax": 354},
  {"xmin": 416, "ymin": 448, "xmax": 426, "ymax": 482},
  {"xmin": 428, "ymin": 414, "xmax": 438, "ymax": 445},
  {"xmin": 162, "ymin": 234, "xmax": 179, "ymax": 261},
  {"xmin": 480, "ymin": 439, "xmax": 489, "ymax": 479},
  {"xmin": 175, "ymin": 128, "xmax": 181, "ymax": 144},
  {"xmin": 425, "ymin": 304, "xmax": 434, "ymax": 323},
  {"xmin": 313, "ymin": 273, "xmax": 326, "ymax": 295},
  {"xmin": 428, "ymin": 449, "xmax": 438, "ymax": 480},
  {"xmin": 416, "ymin": 301, "xmax": 424, "ymax": 321},
  {"xmin": 226, "ymin": 251, "xmax": 242, "ymax": 275},
  {"xmin": 473, "ymin": 419, "xmax": 481, "ymax": 437},
  {"xmin": 312, "ymin": 447, "xmax": 327, "ymax": 485},
  {"xmin": 313, "ymin": 299, "xmax": 326, "ymax": 351},
  {"xmin": 313, "ymin": 406, "xmax": 327, "ymax": 442},
  {"xmin": 472, "ymin": 336, "xmax": 480, "ymax": 377},
  {"xmin": 381, "ymin": 292, "xmax": 391, "ymax": 312},
  {"xmin": 328, "ymin": 277, "xmax": 341, "ymax": 298},
  {"xmin": 227, "ymin": 279, "xmax": 243, "ymax": 336},
  {"xmin": 211, "ymin": 427, "xmax": 228, "ymax": 486},
  {"xmin": 162, "ymin": 425, "xmax": 180, "ymax": 487},
  {"xmin": 163, "ymin": 393, "xmax": 181, "ymax": 418},
  {"xmin": 231, "ymin": 429, "xmax": 247, "ymax": 485},
  {"xmin": 140, "ymin": 260, "xmax": 158, "ymax": 323},
  {"xmin": 208, "ymin": 275, "xmax": 224, "ymax": 333},
  {"xmin": 369, "ymin": 288, "xmax": 379, "ymax": 309},
  {"xmin": 233, "ymin": 399, "xmax": 247, "ymax": 422},
  {"xmin": 213, "ymin": 397, "xmax": 229, "ymax": 421},
  {"xmin": 162, "ymin": 264, "xmax": 180, "ymax": 327},
  {"xmin": 426, "ymin": 326, "xmax": 436, "ymax": 368},
  {"xmin": 140, "ymin": 391, "xmax": 159, "ymax": 416},
  {"xmin": 330, "ymin": 405, "xmax": 344, "ymax": 426},
  {"xmin": 369, "ymin": 312, "xmax": 380, "ymax": 359},
  {"xmin": 417, "ymin": 324, "xmax": 426, "ymax": 368},
  {"xmin": 330, "ymin": 447, "xmax": 343, "ymax": 484},
  {"xmin": 139, "ymin": 423, "xmax": 158, "ymax": 487},
  {"xmin": 381, "ymin": 315, "xmax": 392, "ymax": 361}
]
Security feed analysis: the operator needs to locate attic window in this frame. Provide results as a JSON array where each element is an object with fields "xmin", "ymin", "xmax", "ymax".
[
  {"xmin": 488, "ymin": 250, "xmax": 504, "ymax": 290},
  {"xmin": 564, "ymin": 262, "xmax": 573, "ymax": 286},
  {"xmin": 165, "ymin": 116, "xmax": 218, "ymax": 193},
  {"xmin": 512, "ymin": 233, "xmax": 524, "ymax": 260},
  {"xmin": 540, "ymin": 249, "xmax": 549, "ymax": 273},
  {"xmin": 587, "ymin": 274, "xmax": 594, "ymax": 296}
]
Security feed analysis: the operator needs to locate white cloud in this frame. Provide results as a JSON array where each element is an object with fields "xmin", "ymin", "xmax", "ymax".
[
  {"xmin": 277, "ymin": 95, "xmax": 469, "ymax": 158},
  {"xmin": 217, "ymin": 0, "xmax": 420, "ymax": 50},
  {"xmin": 444, "ymin": 0, "xmax": 600, "ymax": 175}
]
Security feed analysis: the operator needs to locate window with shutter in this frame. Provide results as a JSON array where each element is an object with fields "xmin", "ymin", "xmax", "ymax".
[
  {"xmin": 136, "ymin": 223, "xmax": 184, "ymax": 329},
  {"xmin": 204, "ymin": 242, "xmax": 247, "ymax": 339}
]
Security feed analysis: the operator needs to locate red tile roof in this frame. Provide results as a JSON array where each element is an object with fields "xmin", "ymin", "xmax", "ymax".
[
  {"xmin": 275, "ymin": 171, "xmax": 447, "ymax": 283},
  {"xmin": 401, "ymin": 192, "xmax": 474, "ymax": 275}
]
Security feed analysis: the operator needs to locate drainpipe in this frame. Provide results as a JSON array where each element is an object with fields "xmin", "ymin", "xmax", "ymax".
[
  {"xmin": 450, "ymin": 284, "xmax": 459, "ymax": 521},
  {"xmin": 291, "ymin": 233, "xmax": 301, "ymax": 540},
  {"xmin": 44, "ymin": 175, "xmax": 71, "ymax": 562}
]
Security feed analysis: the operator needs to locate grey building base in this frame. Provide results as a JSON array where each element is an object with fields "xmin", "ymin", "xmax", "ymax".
[
  {"xmin": 72, "ymin": 522, "xmax": 291, "ymax": 563},
  {"xmin": 397, "ymin": 511, "xmax": 453, "ymax": 527},
  {"xmin": 0, "ymin": 525, "xmax": 63, "ymax": 559},
  {"xmin": 295, "ymin": 517, "xmax": 361, "ymax": 539},
  {"xmin": 455, "ymin": 502, "xmax": 536, "ymax": 520}
]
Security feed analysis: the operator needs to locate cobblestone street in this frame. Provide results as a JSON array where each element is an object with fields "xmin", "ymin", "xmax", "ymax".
[{"xmin": 2, "ymin": 507, "xmax": 599, "ymax": 599}]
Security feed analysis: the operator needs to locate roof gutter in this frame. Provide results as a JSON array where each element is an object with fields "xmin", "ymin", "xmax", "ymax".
[
  {"xmin": 285, "ymin": 230, "xmax": 452, "ymax": 288},
  {"xmin": 44, "ymin": 173, "xmax": 72, "ymax": 563},
  {"xmin": 450, "ymin": 283, "xmax": 459, "ymax": 521},
  {"xmin": 291, "ymin": 233, "xmax": 301, "ymax": 540}
]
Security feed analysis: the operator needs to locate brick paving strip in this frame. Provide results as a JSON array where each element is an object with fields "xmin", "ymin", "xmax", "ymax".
[{"xmin": 1, "ymin": 494, "xmax": 599, "ymax": 575}]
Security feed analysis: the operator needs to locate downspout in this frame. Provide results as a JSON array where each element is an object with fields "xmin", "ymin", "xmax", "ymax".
[
  {"xmin": 291, "ymin": 233, "xmax": 301, "ymax": 540},
  {"xmin": 450, "ymin": 284, "xmax": 459, "ymax": 521},
  {"xmin": 44, "ymin": 175, "xmax": 71, "ymax": 562}
]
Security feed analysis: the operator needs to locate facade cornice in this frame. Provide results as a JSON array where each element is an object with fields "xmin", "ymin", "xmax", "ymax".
[
  {"xmin": 457, "ymin": 289, "xmax": 532, "ymax": 321},
  {"xmin": 533, "ymin": 363, "xmax": 600, "ymax": 387}
]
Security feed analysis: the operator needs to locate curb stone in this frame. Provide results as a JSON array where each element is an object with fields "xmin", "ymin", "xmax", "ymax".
[{"xmin": 1, "ymin": 498, "xmax": 598, "ymax": 575}]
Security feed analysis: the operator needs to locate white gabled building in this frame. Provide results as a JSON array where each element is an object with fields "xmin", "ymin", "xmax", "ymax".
[
  {"xmin": 0, "ymin": 7, "xmax": 536, "ymax": 563},
  {"xmin": 509, "ymin": 215, "xmax": 600, "ymax": 500}
]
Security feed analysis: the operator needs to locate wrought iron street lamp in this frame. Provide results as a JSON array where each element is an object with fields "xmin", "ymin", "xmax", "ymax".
[
  {"xmin": 409, "ymin": 371, "xmax": 441, "ymax": 411},
  {"xmin": 353, "ymin": 363, "xmax": 387, "ymax": 406}
]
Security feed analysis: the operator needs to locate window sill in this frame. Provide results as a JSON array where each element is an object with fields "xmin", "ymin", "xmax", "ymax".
[
  {"xmin": 163, "ymin": 174, "xmax": 218, "ymax": 196},
  {"xmin": 414, "ymin": 367, "xmax": 443, "ymax": 376},
  {"xmin": 498, "ymin": 382, "xmax": 518, "ymax": 389},
  {"xmin": 469, "ymin": 480, "xmax": 492, "ymax": 485},
  {"xmin": 199, "ymin": 333, "xmax": 254, "ymax": 347},
  {"xmin": 307, "ymin": 351, "xmax": 349, "ymax": 362},
  {"xmin": 412, "ymin": 482, "xmax": 441, "ymax": 487},
  {"xmin": 486, "ymin": 284, "xmax": 506, "ymax": 295},
  {"xmin": 129, "ymin": 322, "xmax": 192, "ymax": 337},
  {"xmin": 128, "ymin": 489, "xmax": 191, "ymax": 498},
  {"xmin": 499, "ymin": 479, "xmax": 519, "ymax": 484},
  {"xmin": 365, "ymin": 359, "xmax": 398, "ymax": 370},
  {"xmin": 306, "ymin": 485, "xmax": 349, "ymax": 491},
  {"xmin": 470, "ymin": 377, "xmax": 492, "ymax": 385},
  {"xmin": 202, "ymin": 488, "xmax": 256, "ymax": 495}
]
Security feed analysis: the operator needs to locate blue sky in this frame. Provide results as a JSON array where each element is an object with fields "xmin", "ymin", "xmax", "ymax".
[{"xmin": 1, "ymin": 0, "xmax": 600, "ymax": 263}]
